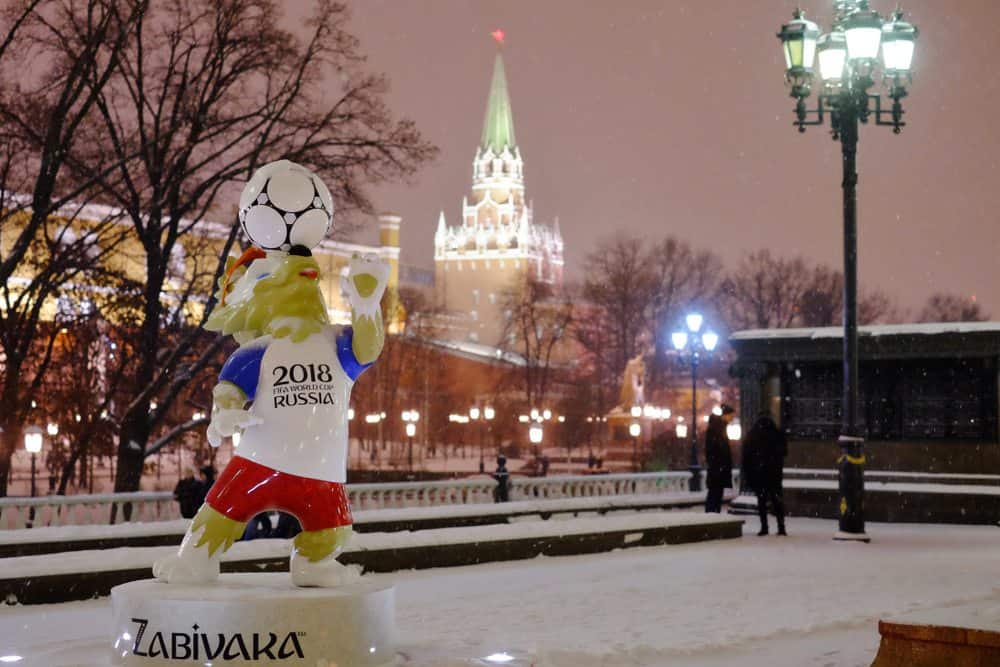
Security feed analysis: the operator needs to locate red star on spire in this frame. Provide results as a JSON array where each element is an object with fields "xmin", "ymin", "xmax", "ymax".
[{"xmin": 491, "ymin": 28, "xmax": 505, "ymax": 45}]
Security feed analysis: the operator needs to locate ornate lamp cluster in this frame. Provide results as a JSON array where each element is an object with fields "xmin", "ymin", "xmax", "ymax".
[
  {"xmin": 670, "ymin": 312, "xmax": 719, "ymax": 492},
  {"xmin": 670, "ymin": 313, "xmax": 719, "ymax": 356},
  {"xmin": 401, "ymin": 409, "xmax": 420, "ymax": 438},
  {"xmin": 778, "ymin": 1, "xmax": 918, "ymax": 134},
  {"xmin": 775, "ymin": 1, "xmax": 919, "ymax": 541}
]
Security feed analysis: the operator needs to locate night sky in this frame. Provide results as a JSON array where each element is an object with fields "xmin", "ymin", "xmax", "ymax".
[{"xmin": 340, "ymin": 1, "xmax": 999, "ymax": 317}]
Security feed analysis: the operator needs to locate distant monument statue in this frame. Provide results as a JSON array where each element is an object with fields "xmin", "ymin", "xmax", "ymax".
[{"xmin": 618, "ymin": 353, "xmax": 646, "ymax": 411}]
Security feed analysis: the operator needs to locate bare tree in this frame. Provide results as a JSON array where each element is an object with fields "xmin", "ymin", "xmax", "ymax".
[
  {"xmin": 577, "ymin": 234, "xmax": 722, "ymax": 414},
  {"xmin": 0, "ymin": 0, "xmax": 140, "ymax": 496},
  {"xmin": 572, "ymin": 300, "xmax": 618, "ymax": 419},
  {"xmin": 350, "ymin": 288, "xmax": 461, "ymax": 470},
  {"xmin": 60, "ymin": 0, "xmax": 436, "ymax": 492},
  {"xmin": 647, "ymin": 237, "xmax": 723, "ymax": 386},
  {"xmin": 798, "ymin": 265, "xmax": 843, "ymax": 327},
  {"xmin": 501, "ymin": 278, "xmax": 574, "ymax": 410},
  {"xmin": 719, "ymin": 249, "xmax": 812, "ymax": 330},
  {"xmin": 799, "ymin": 265, "xmax": 903, "ymax": 327},
  {"xmin": 34, "ymin": 281, "xmax": 139, "ymax": 494},
  {"xmin": 394, "ymin": 288, "xmax": 453, "ymax": 465},
  {"xmin": 858, "ymin": 289, "xmax": 904, "ymax": 326},
  {"xmin": 919, "ymin": 293, "xmax": 989, "ymax": 323},
  {"xmin": 580, "ymin": 235, "xmax": 653, "ymax": 383}
]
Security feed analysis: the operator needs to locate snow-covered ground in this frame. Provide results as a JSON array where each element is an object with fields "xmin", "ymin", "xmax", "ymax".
[{"xmin": 1, "ymin": 517, "xmax": 997, "ymax": 666}]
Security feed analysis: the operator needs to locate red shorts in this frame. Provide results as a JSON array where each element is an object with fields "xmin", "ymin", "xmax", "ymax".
[{"xmin": 206, "ymin": 456, "xmax": 352, "ymax": 532}]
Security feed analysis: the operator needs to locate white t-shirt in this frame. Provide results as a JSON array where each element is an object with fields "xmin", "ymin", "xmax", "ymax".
[{"xmin": 224, "ymin": 325, "xmax": 364, "ymax": 482}]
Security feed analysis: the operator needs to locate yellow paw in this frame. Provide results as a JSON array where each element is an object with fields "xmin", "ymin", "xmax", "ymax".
[
  {"xmin": 293, "ymin": 526, "xmax": 353, "ymax": 563},
  {"xmin": 191, "ymin": 505, "xmax": 245, "ymax": 557},
  {"xmin": 352, "ymin": 273, "xmax": 379, "ymax": 298}
]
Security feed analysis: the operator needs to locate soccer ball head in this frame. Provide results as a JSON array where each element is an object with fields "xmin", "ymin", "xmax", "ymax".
[{"xmin": 238, "ymin": 160, "xmax": 334, "ymax": 251}]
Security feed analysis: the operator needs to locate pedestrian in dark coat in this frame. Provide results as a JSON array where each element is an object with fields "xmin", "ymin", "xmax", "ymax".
[
  {"xmin": 742, "ymin": 413, "xmax": 788, "ymax": 536},
  {"xmin": 195, "ymin": 464, "xmax": 216, "ymax": 508},
  {"xmin": 173, "ymin": 469, "xmax": 202, "ymax": 519},
  {"xmin": 493, "ymin": 455, "xmax": 510, "ymax": 503},
  {"xmin": 704, "ymin": 405, "xmax": 735, "ymax": 513}
]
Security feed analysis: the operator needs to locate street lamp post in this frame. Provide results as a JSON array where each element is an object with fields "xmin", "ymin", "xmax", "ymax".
[
  {"xmin": 469, "ymin": 406, "xmax": 483, "ymax": 472},
  {"xmin": 628, "ymin": 422, "xmax": 641, "ymax": 472},
  {"xmin": 777, "ymin": 1, "xmax": 917, "ymax": 541},
  {"xmin": 365, "ymin": 413, "xmax": 383, "ymax": 463},
  {"xmin": 472, "ymin": 406, "xmax": 495, "ymax": 473},
  {"xmin": 484, "ymin": 405, "xmax": 495, "ymax": 455},
  {"xmin": 526, "ymin": 407, "xmax": 549, "ymax": 460},
  {"xmin": 528, "ymin": 422, "xmax": 543, "ymax": 459},
  {"xmin": 671, "ymin": 314, "xmax": 720, "ymax": 492},
  {"xmin": 24, "ymin": 425, "xmax": 43, "ymax": 498},
  {"xmin": 402, "ymin": 410, "xmax": 419, "ymax": 472}
]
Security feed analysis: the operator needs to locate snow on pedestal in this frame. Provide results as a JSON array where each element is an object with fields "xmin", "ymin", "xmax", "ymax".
[{"xmin": 110, "ymin": 573, "xmax": 394, "ymax": 666}]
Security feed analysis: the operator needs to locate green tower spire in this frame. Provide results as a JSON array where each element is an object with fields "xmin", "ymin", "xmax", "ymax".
[{"xmin": 480, "ymin": 53, "xmax": 516, "ymax": 154}]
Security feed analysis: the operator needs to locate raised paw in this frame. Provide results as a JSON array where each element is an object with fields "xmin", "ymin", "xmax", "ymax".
[{"xmin": 342, "ymin": 253, "xmax": 389, "ymax": 317}]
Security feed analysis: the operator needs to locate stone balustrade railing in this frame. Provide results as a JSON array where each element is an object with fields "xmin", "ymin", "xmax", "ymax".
[
  {"xmin": 0, "ymin": 491, "xmax": 179, "ymax": 530},
  {"xmin": 348, "ymin": 471, "xmax": 697, "ymax": 511},
  {"xmin": 0, "ymin": 471, "xmax": 708, "ymax": 530}
]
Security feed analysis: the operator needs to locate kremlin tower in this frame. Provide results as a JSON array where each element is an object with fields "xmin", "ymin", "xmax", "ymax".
[{"xmin": 434, "ymin": 33, "xmax": 565, "ymax": 346}]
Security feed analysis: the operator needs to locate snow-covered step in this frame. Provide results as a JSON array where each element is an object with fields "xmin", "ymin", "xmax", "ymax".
[
  {"xmin": 727, "ymin": 494, "xmax": 758, "ymax": 515},
  {"xmin": 0, "ymin": 511, "xmax": 743, "ymax": 605},
  {"xmin": 0, "ymin": 493, "xmax": 722, "ymax": 558}
]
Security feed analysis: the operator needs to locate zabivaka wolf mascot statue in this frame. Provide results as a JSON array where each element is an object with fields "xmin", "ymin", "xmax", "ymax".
[{"xmin": 153, "ymin": 160, "xmax": 389, "ymax": 588}]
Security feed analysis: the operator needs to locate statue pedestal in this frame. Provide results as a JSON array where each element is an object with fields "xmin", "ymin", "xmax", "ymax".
[{"xmin": 110, "ymin": 574, "xmax": 395, "ymax": 666}]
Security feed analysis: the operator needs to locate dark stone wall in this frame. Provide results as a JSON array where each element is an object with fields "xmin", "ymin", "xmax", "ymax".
[
  {"xmin": 782, "ymin": 486, "xmax": 1000, "ymax": 525},
  {"xmin": 786, "ymin": 439, "xmax": 1000, "ymax": 475}
]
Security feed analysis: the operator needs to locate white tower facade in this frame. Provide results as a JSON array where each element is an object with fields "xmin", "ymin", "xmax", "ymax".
[{"xmin": 434, "ymin": 48, "xmax": 564, "ymax": 345}]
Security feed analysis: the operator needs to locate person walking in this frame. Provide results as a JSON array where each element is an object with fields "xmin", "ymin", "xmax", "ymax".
[
  {"xmin": 742, "ymin": 413, "xmax": 788, "ymax": 536},
  {"xmin": 704, "ymin": 405, "xmax": 735, "ymax": 513}
]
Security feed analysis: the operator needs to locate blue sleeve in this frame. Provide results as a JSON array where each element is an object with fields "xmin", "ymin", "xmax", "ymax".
[
  {"xmin": 336, "ymin": 326, "xmax": 374, "ymax": 381},
  {"xmin": 219, "ymin": 344, "xmax": 266, "ymax": 400}
]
